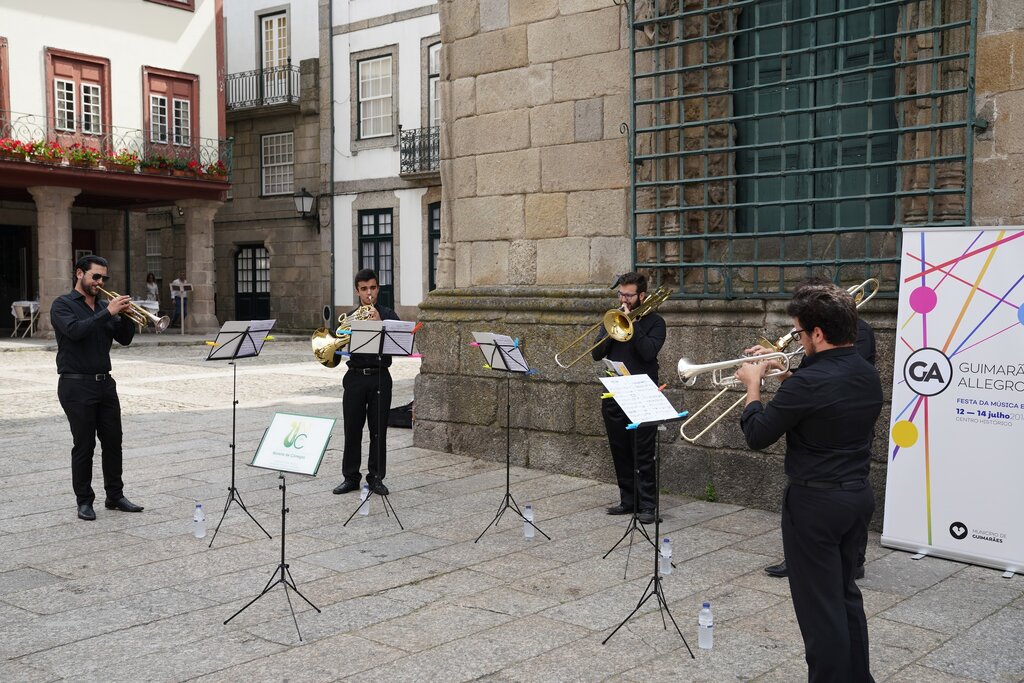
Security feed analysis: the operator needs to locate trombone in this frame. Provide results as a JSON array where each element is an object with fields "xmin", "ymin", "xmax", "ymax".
[
  {"xmin": 678, "ymin": 277, "xmax": 879, "ymax": 443},
  {"xmin": 97, "ymin": 286, "xmax": 170, "ymax": 332},
  {"xmin": 554, "ymin": 286, "xmax": 672, "ymax": 368}
]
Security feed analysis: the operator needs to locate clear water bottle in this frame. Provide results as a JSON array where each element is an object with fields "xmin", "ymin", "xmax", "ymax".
[
  {"xmin": 523, "ymin": 504, "xmax": 535, "ymax": 539},
  {"xmin": 698, "ymin": 601, "xmax": 714, "ymax": 649},
  {"xmin": 359, "ymin": 483, "xmax": 370, "ymax": 516},
  {"xmin": 192, "ymin": 503, "xmax": 206, "ymax": 539},
  {"xmin": 660, "ymin": 537, "xmax": 673, "ymax": 575}
]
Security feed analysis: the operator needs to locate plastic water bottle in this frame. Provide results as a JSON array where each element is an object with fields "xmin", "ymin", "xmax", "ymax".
[
  {"xmin": 192, "ymin": 503, "xmax": 206, "ymax": 539},
  {"xmin": 698, "ymin": 602, "xmax": 714, "ymax": 649},
  {"xmin": 523, "ymin": 504, "xmax": 535, "ymax": 539},
  {"xmin": 660, "ymin": 537, "xmax": 673, "ymax": 575},
  {"xmin": 359, "ymin": 483, "xmax": 370, "ymax": 516}
]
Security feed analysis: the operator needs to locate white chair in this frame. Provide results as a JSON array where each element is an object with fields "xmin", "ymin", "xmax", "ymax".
[{"xmin": 11, "ymin": 302, "xmax": 39, "ymax": 338}]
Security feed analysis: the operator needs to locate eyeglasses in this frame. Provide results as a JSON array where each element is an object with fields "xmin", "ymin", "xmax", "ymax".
[
  {"xmin": 88, "ymin": 273, "xmax": 111, "ymax": 283},
  {"xmin": 791, "ymin": 328, "xmax": 807, "ymax": 340},
  {"xmin": 617, "ymin": 291, "xmax": 639, "ymax": 300}
]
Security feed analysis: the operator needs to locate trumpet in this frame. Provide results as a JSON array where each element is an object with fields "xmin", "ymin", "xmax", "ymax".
[
  {"xmin": 311, "ymin": 304, "xmax": 375, "ymax": 368},
  {"xmin": 678, "ymin": 277, "xmax": 880, "ymax": 443},
  {"xmin": 97, "ymin": 286, "xmax": 170, "ymax": 332},
  {"xmin": 554, "ymin": 286, "xmax": 673, "ymax": 368}
]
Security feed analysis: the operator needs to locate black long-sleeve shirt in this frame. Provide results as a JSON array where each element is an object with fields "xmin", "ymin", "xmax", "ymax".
[
  {"xmin": 345, "ymin": 303, "xmax": 400, "ymax": 369},
  {"xmin": 740, "ymin": 346, "xmax": 882, "ymax": 482},
  {"xmin": 51, "ymin": 290, "xmax": 136, "ymax": 374},
  {"xmin": 590, "ymin": 312, "xmax": 666, "ymax": 384}
]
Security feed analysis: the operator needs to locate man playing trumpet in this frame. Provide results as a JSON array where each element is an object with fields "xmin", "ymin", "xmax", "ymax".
[
  {"xmin": 591, "ymin": 272, "xmax": 666, "ymax": 524},
  {"xmin": 51, "ymin": 255, "xmax": 144, "ymax": 521},
  {"xmin": 735, "ymin": 284, "xmax": 881, "ymax": 683}
]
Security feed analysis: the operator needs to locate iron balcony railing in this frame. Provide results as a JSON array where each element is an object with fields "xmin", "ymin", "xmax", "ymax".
[
  {"xmin": 226, "ymin": 62, "xmax": 301, "ymax": 110},
  {"xmin": 0, "ymin": 110, "xmax": 233, "ymax": 178},
  {"xmin": 400, "ymin": 126, "xmax": 440, "ymax": 175}
]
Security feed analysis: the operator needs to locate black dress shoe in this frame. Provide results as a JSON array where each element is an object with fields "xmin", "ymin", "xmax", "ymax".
[
  {"xmin": 606, "ymin": 504, "xmax": 634, "ymax": 515},
  {"xmin": 854, "ymin": 565, "xmax": 865, "ymax": 580},
  {"xmin": 104, "ymin": 497, "xmax": 144, "ymax": 512},
  {"xmin": 333, "ymin": 480, "xmax": 360, "ymax": 494},
  {"xmin": 765, "ymin": 560, "xmax": 788, "ymax": 578},
  {"xmin": 77, "ymin": 503, "xmax": 96, "ymax": 521},
  {"xmin": 368, "ymin": 480, "xmax": 389, "ymax": 496},
  {"xmin": 637, "ymin": 511, "xmax": 662, "ymax": 524}
]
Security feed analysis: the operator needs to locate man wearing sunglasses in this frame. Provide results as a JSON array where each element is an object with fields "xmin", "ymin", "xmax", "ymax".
[
  {"xmin": 736, "ymin": 284, "xmax": 882, "ymax": 683},
  {"xmin": 51, "ymin": 255, "xmax": 144, "ymax": 521},
  {"xmin": 591, "ymin": 271, "xmax": 667, "ymax": 525}
]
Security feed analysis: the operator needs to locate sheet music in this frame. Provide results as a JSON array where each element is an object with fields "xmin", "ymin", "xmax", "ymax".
[
  {"xmin": 382, "ymin": 320, "xmax": 417, "ymax": 355},
  {"xmin": 471, "ymin": 331, "xmax": 530, "ymax": 373},
  {"xmin": 599, "ymin": 374, "xmax": 679, "ymax": 424},
  {"xmin": 603, "ymin": 359, "xmax": 630, "ymax": 376},
  {"xmin": 236, "ymin": 319, "xmax": 276, "ymax": 357},
  {"xmin": 207, "ymin": 319, "xmax": 277, "ymax": 360}
]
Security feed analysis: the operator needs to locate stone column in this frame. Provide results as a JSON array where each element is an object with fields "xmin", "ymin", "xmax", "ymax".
[
  {"xmin": 29, "ymin": 186, "xmax": 80, "ymax": 335},
  {"xmin": 177, "ymin": 199, "xmax": 223, "ymax": 332}
]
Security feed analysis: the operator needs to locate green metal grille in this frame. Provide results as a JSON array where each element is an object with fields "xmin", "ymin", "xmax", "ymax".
[{"xmin": 629, "ymin": 0, "xmax": 978, "ymax": 298}]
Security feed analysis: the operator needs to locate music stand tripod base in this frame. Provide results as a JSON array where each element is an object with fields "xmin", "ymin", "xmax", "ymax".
[
  {"xmin": 224, "ymin": 473, "xmax": 320, "ymax": 641},
  {"xmin": 343, "ymin": 489, "xmax": 404, "ymax": 530}
]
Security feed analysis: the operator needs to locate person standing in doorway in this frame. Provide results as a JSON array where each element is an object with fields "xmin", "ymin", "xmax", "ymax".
[{"xmin": 170, "ymin": 271, "xmax": 190, "ymax": 329}]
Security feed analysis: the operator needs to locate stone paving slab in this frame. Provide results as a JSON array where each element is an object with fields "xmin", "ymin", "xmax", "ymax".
[{"xmin": 1, "ymin": 342, "xmax": 1022, "ymax": 682}]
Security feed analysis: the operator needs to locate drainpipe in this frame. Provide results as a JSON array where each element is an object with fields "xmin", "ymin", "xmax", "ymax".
[
  {"xmin": 328, "ymin": 0, "xmax": 336, "ymax": 316},
  {"xmin": 123, "ymin": 210, "xmax": 131, "ymax": 295}
]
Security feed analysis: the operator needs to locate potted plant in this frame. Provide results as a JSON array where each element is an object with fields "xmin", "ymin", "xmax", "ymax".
[
  {"xmin": 204, "ymin": 159, "xmax": 228, "ymax": 179},
  {"xmin": 140, "ymin": 154, "xmax": 170, "ymax": 174},
  {"xmin": 104, "ymin": 150, "xmax": 140, "ymax": 173},
  {"xmin": 27, "ymin": 139, "xmax": 65, "ymax": 164},
  {"xmin": 0, "ymin": 137, "xmax": 27, "ymax": 161},
  {"xmin": 66, "ymin": 143, "xmax": 102, "ymax": 168},
  {"xmin": 169, "ymin": 157, "xmax": 192, "ymax": 178},
  {"xmin": 187, "ymin": 159, "xmax": 203, "ymax": 176}
]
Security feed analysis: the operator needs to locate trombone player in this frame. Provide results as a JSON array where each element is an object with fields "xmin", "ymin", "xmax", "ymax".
[
  {"xmin": 735, "ymin": 283, "xmax": 881, "ymax": 683},
  {"xmin": 591, "ymin": 272, "xmax": 666, "ymax": 524},
  {"xmin": 51, "ymin": 255, "xmax": 144, "ymax": 521}
]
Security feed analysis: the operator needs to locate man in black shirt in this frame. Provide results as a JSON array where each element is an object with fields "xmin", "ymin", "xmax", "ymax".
[
  {"xmin": 591, "ymin": 272, "xmax": 667, "ymax": 524},
  {"xmin": 51, "ymin": 255, "xmax": 145, "ymax": 521},
  {"xmin": 762, "ymin": 307, "xmax": 876, "ymax": 579},
  {"xmin": 737, "ymin": 284, "xmax": 882, "ymax": 683},
  {"xmin": 332, "ymin": 269, "xmax": 399, "ymax": 496}
]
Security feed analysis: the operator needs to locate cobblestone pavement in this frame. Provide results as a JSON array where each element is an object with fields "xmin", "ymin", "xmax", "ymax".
[{"xmin": 1, "ymin": 339, "xmax": 1022, "ymax": 682}]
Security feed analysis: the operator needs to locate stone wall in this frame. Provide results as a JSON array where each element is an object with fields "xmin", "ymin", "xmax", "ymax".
[{"xmin": 416, "ymin": 0, "xmax": 1012, "ymax": 525}]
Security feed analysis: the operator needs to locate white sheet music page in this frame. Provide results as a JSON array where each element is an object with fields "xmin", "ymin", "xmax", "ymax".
[
  {"xmin": 603, "ymin": 359, "xmax": 630, "ymax": 376},
  {"xmin": 599, "ymin": 374, "xmax": 679, "ymax": 424},
  {"xmin": 237, "ymin": 319, "xmax": 277, "ymax": 357},
  {"xmin": 381, "ymin": 320, "xmax": 417, "ymax": 355},
  {"xmin": 490, "ymin": 333, "xmax": 529, "ymax": 372}
]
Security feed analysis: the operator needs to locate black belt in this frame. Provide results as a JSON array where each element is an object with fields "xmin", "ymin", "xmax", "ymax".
[
  {"xmin": 788, "ymin": 477, "xmax": 865, "ymax": 490},
  {"xmin": 350, "ymin": 367, "xmax": 382, "ymax": 375},
  {"xmin": 61, "ymin": 373, "xmax": 110, "ymax": 381}
]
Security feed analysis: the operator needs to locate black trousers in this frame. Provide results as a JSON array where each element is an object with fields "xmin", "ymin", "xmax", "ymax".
[
  {"xmin": 601, "ymin": 398, "xmax": 656, "ymax": 511},
  {"xmin": 783, "ymin": 482, "xmax": 875, "ymax": 683},
  {"xmin": 341, "ymin": 369, "xmax": 392, "ymax": 484},
  {"xmin": 57, "ymin": 377, "xmax": 125, "ymax": 505}
]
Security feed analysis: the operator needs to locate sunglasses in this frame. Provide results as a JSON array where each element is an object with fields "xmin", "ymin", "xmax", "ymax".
[{"xmin": 88, "ymin": 273, "xmax": 111, "ymax": 283}]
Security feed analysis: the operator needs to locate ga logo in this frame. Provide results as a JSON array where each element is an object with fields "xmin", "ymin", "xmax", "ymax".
[
  {"xmin": 949, "ymin": 522, "xmax": 968, "ymax": 540},
  {"xmin": 904, "ymin": 347, "xmax": 952, "ymax": 397}
]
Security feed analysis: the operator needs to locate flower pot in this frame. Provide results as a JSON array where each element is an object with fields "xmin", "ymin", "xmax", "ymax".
[
  {"xmin": 29, "ymin": 154, "xmax": 62, "ymax": 165},
  {"xmin": 106, "ymin": 162, "xmax": 137, "ymax": 173},
  {"xmin": 140, "ymin": 166, "xmax": 166, "ymax": 175},
  {"xmin": 67, "ymin": 159, "xmax": 98, "ymax": 169},
  {"xmin": 170, "ymin": 169, "xmax": 195, "ymax": 178},
  {"xmin": 0, "ymin": 151, "xmax": 25, "ymax": 162}
]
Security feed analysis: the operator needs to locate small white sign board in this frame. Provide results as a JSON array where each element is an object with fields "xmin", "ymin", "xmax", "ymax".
[
  {"xmin": 250, "ymin": 412, "xmax": 335, "ymax": 476},
  {"xmin": 600, "ymin": 374, "xmax": 680, "ymax": 425}
]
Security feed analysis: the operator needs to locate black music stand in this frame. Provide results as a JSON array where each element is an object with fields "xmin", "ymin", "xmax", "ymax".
[
  {"xmin": 471, "ymin": 332, "xmax": 550, "ymax": 543},
  {"xmin": 341, "ymin": 319, "xmax": 419, "ymax": 530},
  {"xmin": 205, "ymin": 320, "xmax": 276, "ymax": 547},
  {"xmin": 602, "ymin": 426, "xmax": 664, "ymax": 577}
]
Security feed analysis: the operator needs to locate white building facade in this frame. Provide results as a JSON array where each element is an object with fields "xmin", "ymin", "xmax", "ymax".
[
  {"xmin": 0, "ymin": 0, "xmax": 229, "ymax": 333},
  {"xmin": 330, "ymin": 0, "xmax": 441, "ymax": 318}
]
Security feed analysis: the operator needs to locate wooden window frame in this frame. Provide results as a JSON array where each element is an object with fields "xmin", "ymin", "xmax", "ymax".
[
  {"xmin": 144, "ymin": 0, "xmax": 195, "ymax": 11},
  {"xmin": 44, "ymin": 48, "xmax": 111, "ymax": 137},
  {"xmin": 260, "ymin": 131, "xmax": 294, "ymax": 196},
  {"xmin": 142, "ymin": 66, "xmax": 199, "ymax": 150},
  {"xmin": 0, "ymin": 37, "xmax": 10, "ymax": 123}
]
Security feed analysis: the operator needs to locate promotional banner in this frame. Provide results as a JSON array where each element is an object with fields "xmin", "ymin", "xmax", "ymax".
[{"xmin": 883, "ymin": 226, "xmax": 1024, "ymax": 573}]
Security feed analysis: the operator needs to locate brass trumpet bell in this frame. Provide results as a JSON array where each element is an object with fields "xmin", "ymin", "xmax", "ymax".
[
  {"xmin": 96, "ymin": 286, "xmax": 171, "ymax": 332},
  {"xmin": 312, "ymin": 327, "xmax": 348, "ymax": 368}
]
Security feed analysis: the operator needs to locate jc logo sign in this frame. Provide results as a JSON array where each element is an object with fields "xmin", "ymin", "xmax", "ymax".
[{"xmin": 903, "ymin": 348, "xmax": 952, "ymax": 397}]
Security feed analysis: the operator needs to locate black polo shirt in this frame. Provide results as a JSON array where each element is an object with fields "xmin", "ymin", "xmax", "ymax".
[
  {"xmin": 590, "ymin": 312, "xmax": 666, "ymax": 384},
  {"xmin": 345, "ymin": 303, "xmax": 400, "ymax": 369},
  {"xmin": 740, "ymin": 346, "xmax": 882, "ymax": 482},
  {"xmin": 51, "ymin": 290, "xmax": 136, "ymax": 374}
]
